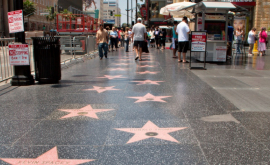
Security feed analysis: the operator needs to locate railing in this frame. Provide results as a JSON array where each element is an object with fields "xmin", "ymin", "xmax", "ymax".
[{"xmin": 0, "ymin": 35, "xmax": 97, "ymax": 83}]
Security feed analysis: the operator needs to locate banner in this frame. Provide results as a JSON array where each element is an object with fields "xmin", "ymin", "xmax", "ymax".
[
  {"xmin": 140, "ymin": 4, "xmax": 147, "ymax": 19},
  {"xmin": 191, "ymin": 32, "xmax": 207, "ymax": 52},
  {"xmin": 234, "ymin": 16, "xmax": 246, "ymax": 40}
]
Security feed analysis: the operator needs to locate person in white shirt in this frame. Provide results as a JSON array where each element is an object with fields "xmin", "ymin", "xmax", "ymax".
[
  {"xmin": 131, "ymin": 18, "xmax": 147, "ymax": 61},
  {"xmin": 176, "ymin": 16, "xmax": 190, "ymax": 63}
]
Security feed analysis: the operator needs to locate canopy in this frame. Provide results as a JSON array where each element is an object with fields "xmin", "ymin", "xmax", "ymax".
[
  {"xmin": 160, "ymin": 2, "xmax": 196, "ymax": 16},
  {"xmin": 193, "ymin": 2, "xmax": 236, "ymax": 13}
]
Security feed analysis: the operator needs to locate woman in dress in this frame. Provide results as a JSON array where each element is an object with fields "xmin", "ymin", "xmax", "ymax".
[
  {"xmin": 258, "ymin": 27, "xmax": 267, "ymax": 56},
  {"xmin": 247, "ymin": 27, "xmax": 256, "ymax": 56}
]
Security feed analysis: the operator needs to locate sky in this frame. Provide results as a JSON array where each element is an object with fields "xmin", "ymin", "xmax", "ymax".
[{"xmin": 119, "ymin": 0, "xmax": 145, "ymax": 25}]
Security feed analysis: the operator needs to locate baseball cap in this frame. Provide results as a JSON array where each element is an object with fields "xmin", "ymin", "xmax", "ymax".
[{"xmin": 137, "ymin": 18, "xmax": 142, "ymax": 21}]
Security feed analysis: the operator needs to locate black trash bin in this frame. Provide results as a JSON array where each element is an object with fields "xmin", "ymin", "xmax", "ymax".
[{"xmin": 32, "ymin": 37, "xmax": 61, "ymax": 84}]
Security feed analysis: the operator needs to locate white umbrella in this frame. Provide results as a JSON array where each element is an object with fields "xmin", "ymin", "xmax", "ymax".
[{"xmin": 160, "ymin": 2, "xmax": 196, "ymax": 16}]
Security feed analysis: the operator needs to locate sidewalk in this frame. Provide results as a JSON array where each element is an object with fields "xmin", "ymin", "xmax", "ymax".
[{"xmin": 0, "ymin": 47, "xmax": 269, "ymax": 164}]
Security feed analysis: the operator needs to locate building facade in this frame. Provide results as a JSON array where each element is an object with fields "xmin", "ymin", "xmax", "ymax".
[
  {"xmin": 103, "ymin": 0, "xmax": 121, "ymax": 27},
  {"xmin": 25, "ymin": 0, "xmax": 58, "ymax": 31}
]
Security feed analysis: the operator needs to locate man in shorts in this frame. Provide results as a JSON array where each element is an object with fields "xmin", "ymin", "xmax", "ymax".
[
  {"xmin": 132, "ymin": 18, "xmax": 147, "ymax": 61},
  {"xmin": 176, "ymin": 16, "xmax": 190, "ymax": 63}
]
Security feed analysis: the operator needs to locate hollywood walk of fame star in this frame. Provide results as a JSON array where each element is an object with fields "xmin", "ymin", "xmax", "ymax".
[
  {"xmin": 115, "ymin": 121, "xmax": 187, "ymax": 144},
  {"xmin": 84, "ymin": 86, "xmax": 120, "ymax": 93},
  {"xmin": 109, "ymin": 68, "xmax": 128, "ymax": 71},
  {"xmin": 0, "ymin": 146, "xmax": 94, "ymax": 164},
  {"xmin": 139, "ymin": 65, "xmax": 155, "ymax": 68},
  {"xmin": 128, "ymin": 93, "xmax": 171, "ymax": 103},
  {"xmin": 115, "ymin": 63, "xmax": 129, "ymax": 65},
  {"xmin": 137, "ymin": 71, "xmax": 159, "ymax": 75},
  {"xmin": 58, "ymin": 105, "xmax": 114, "ymax": 119},
  {"xmin": 97, "ymin": 75, "xmax": 126, "ymax": 80},
  {"xmin": 132, "ymin": 80, "xmax": 164, "ymax": 85}
]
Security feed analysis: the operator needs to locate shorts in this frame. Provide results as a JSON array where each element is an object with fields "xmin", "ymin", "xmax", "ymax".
[
  {"xmin": 134, "ymin": 41, "xmax": 144, "ymax": 48},
  {"xmin": 172, "ymin": 38, "xmax": 178, "ymax": 49},
  {"xmin": 150, "ymin": 39, "xmax": 155, "ymax": 43},
  {"xmin": 178, "ymin": 41, "xmax": 189, "ymax": 53},
  {"xmin": 160, "ymin": 39, "xmax": 166, "ymax": 46}
]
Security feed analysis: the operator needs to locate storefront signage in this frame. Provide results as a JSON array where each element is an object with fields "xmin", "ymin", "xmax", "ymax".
[
  {"xmin": 9, "ymin": 44, "xmax": 29, "ymax": 66},
  {"xmin": 140, "ymin": 5, "xmax": 148, "ymax": 19},
  {"xmin": 191, "ymin": 32, "xmax": 207, "ymax": 52},
  {"xmin": 215, "ymin": 46, "xmax": 227, "ymax": 61},
  {"xmin": 8, "ymin": 10, "xmax": 24, "ymax": 33},
  {"xmin": 205, "ymin": 15, "xmax": 226, "ymax": 21}
]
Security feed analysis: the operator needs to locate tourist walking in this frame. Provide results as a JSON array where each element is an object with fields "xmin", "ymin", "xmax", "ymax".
[
  {"xmin": 124, "ymin": 27, "xmax": 130, "ymax": 52},
  {"xmin": 110, "ymin": 27, "xmax": 118, "ymax": 51},
  {"xmin": 150, "ymin": 29, "xmax": 155, "ymax": 48},
  {"xmin": 132, "ymin": 18, "xmax": 147, "ymax": 61},
  {"xmin": 106, "ymin": 26, "xmax": 111, "ymax": 52},
  {"xmin": 258, "ymin": 27, "xmax": 268, "ymax": 56},
  {"xmin": 96, "ymin": 24, "xmax": 108, "ymax": 60},
  {"xmin": 154, "ymin": 27, "xmax": 161, "ymax": 49},
  {"xmin": 120, "ymin": 28, "xmax": 125, "ymax": 47},
  {"xmin": 176, "ymin": 16, "xmax": 190, "ymax": 63},
  {"xmin": 172, "ymin": 21, "xmax": 178, "ymax": 58},
  {"xmin": 247, "ymin": 27, "xmax": 256, "ymax": 56},
  {"xmin": 160, "ymin": 28, "xmax": 167, "ymax": 50}
]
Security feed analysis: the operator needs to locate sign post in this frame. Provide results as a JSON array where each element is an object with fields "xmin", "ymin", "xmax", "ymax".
[
  {"xmin": 190, "ymin": 31, "xmax": 207, "ymax": 70},
  {"xmin": 10, "ymin": 0, "xmax": 34, "ymax": 86}
]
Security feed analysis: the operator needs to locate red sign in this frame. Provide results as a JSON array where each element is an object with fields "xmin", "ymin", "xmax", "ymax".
[
  {"xmin": 8, "ymin": 44, "xmax": 29, "ymax": 65},
  {"xmin": 8, "ymin": 10, "xmax": 24, "ymax": 33},
  {"xmin": 191, "ymin": 32, "xmax": 207, "ymax": 52}
]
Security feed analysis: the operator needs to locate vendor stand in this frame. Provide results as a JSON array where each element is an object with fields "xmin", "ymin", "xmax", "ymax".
[{"xmin": 193, "ymin": 2, "xmax": 236, "ymax": 62}]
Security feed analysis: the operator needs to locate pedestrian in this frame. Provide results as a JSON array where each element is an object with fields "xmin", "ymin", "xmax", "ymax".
[
  {"xmin": 96, "ymin": 24, "xmax": 108, "ymax": 60},
  {"xmin": 227, "ymin": 23, "xmax": 234, "ymax": 59},
  {"xmin": 235, "ymin": 26, "xmax": 243, "ymax": 53},
  {"xmin": 120, "ymin": 28, "xmax": 125, "ymax": 47},
  {"xmin": 172, "ymin": 21, "xmax": 178, "ymax": 58},
  {"xmin": 147, "ymin": 28, "xmax": 151, "ymax": 48},
  {"xmin": 110, "ymin": 27, "xmax": 118, "ymax": 51},
  {"xmin": 128, "ymin": 28, "xmax": 132, "ymax": 47},
  {"xmin": 247, "ymin": 27, "xmax": 256, "ymax": 56},
  {"xmin": 258, "ymin": 27, "xmax": 267, "ymax": 56},
  {"xmin": 124, "ymin": 27, "xmax": 130, "ymax": 52},
  {"xmin": 176, "ymin": 16, "xmax": 190, "ymax": 63},
  {"xmin": 132, "ymin": 18, "xmax": 147, "ymax": 61},
  {"xmin": 154, "ymin": 26, "xmax": 160, "ymax": 49},
  {"xmin": 117, "ymin": 28, "xmax": 121, "ymax": 47},
  {"xmin": 106, "ymin": 26, "xmax": 111, "ymax": 52},
  {"xmin": 160, "ymin": 28, "xmax": 167, "ymax": 50},
  {"xmin": 150, "ymin": 29, "xmax": 155, "ymax": 48}
]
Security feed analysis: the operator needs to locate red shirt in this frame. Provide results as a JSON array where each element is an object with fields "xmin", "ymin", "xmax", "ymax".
[{"xmin": 118, "ymin": 30, "xmax": 122, "ymax": 38}]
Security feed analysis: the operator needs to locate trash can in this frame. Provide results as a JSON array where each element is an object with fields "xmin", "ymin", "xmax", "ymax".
[{"xmin": 32, "ymin": 37, "xmax": 61, "ymax": 83}]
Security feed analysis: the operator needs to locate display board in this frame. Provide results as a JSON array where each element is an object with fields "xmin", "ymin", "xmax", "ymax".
[
  {"xmin": 190, "ymin": 31, "xmax": 207, "ymax": 70},
  {"xmin": 9, "ymin": 44, "xmax": 29, "ymax": 66},
  {"xmin": 8, "ymin": 10, "xmax": 24, "ymax": 33}
]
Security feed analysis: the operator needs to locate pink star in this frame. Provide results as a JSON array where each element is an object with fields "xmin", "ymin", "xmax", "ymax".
[
  {"xmin": 132, "ymin": 80, "xmax": 164, "ymax": 85},
  {"xmin": 139, "ymin": 65, "xmax": 155, "ymax": 68},
  {"xmin": 0, "ymin": 146, "xmax": 94, "ymax": 164},
  {"xmin": 115, "ymin": 63, "xmax": 129, "ymax": 65},
  {"xmin": 97, "ymin": 75, "xmax": 126, "ymax": 79},
  {"xmin": 84, "ymin": 86, "xmax": 120, "ymax": 93},
  {"xmin": 58, "ymin": 105, "xmax": 114, "ymax": 119},
  {"xmin": 109, "ymin": 68, "xmax": 128, "ymax": 71},
  {"xmin": 115, "ymin": 121, "xmax": 187, "ymax": 144},
  {"xmin": 128, "ymin": 93, "xmax": 171, "ymax": 103},
  {"xmin": 137, "ymin": 71, "xmax": 159, "ymax": 75}
]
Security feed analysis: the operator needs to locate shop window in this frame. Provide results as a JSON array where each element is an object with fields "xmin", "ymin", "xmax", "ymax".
[{"xmin": 150, "ymin": 1, "xmax": 166, "ymax": 19}]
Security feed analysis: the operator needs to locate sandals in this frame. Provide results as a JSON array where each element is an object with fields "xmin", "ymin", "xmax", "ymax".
[
  {"xmin": 178, "ymin": 60, "xmax": 182, "ymax": 63},
  {"xmin": 172, "ymin": 56, "xmax": 177, "ymax": 58},
  {"xmin": 135, "ymin": 56, "xmax": 139, "ymax": 60},
  {"xmin": 139, "ymin": 59, "xmax": 143, "ymax": 61}
]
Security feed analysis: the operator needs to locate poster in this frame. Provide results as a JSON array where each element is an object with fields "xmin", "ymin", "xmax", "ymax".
[
  {"xmin": 9, "ymin": 44, "xmax": 29, "ymax": 66},
  {"xmin": 191, "ymin": 32, "xmax": 206, "ymax": 52},
  {"xmin": 233, "ymin": 16, "xmax": 246, "ymax": 40},
  {"xmin": 215, "ymin": 46, "xmax": 227, "ymax": 61},
  {"xmin": 8, "ymin": 10, "xmax": 24, "ymax": 33}
]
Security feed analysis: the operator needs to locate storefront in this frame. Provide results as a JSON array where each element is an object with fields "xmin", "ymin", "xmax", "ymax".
[{"xmin": 193, "ymin": 2, "xmax": 236, "ymax": 62}]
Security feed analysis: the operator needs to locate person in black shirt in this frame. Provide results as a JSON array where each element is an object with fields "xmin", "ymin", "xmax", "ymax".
[
  {"xmin": 160, "ymin": 29, "xmax": 167, "ymax": 50},
  {"xmin": 154, "ymin": 27, "xmax": 161, "ymax": 49}
]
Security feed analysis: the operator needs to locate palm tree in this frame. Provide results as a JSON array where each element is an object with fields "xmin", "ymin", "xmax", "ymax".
[
  {"xmin": 23, "ymin": 0, "xmax": 36, "ymax": 31},
  {"xmin": 45, "ymin": 6, "xmax": 56, "ymax": 29}
]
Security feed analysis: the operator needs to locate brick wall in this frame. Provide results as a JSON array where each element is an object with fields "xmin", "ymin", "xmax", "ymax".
[{"xmin": 254, "ymin": 0, "xmax": 270, "ymax": 30}]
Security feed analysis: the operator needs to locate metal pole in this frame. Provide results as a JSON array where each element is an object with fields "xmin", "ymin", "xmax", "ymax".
[
  {"xmin": 127, "ymin": 0, "xmax": 129, "ymax": 27},
  {"xmin": 131, "ymin": 0, "xmax": 133, "ymax": 25},
  {"xmin": 136, "ymin": 0, "xmax": 138, "ymax": 23},
  {"xmin": 11, "ymin": 0, "xmax": 34, "ymax": 86}
]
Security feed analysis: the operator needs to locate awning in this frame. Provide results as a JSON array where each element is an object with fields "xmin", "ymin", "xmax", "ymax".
[{"xmin": 201, "ymin": 2, "xmax": 236, "ymax": 9}]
